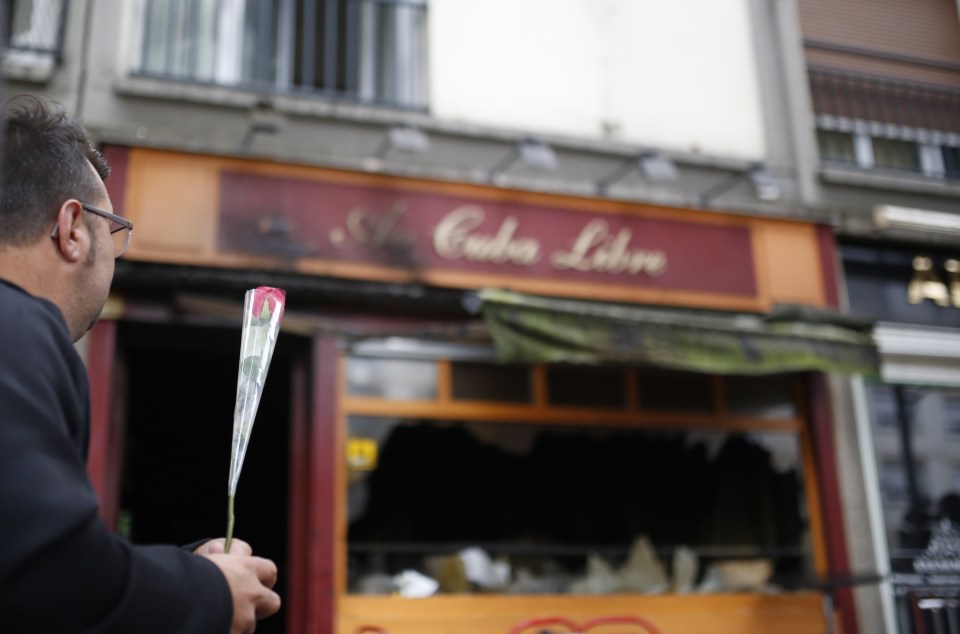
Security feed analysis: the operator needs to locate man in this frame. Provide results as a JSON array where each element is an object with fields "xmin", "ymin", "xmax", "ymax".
[{"xmin": 0, "ymin": 94, "xmax": 281, "ymax": 632}]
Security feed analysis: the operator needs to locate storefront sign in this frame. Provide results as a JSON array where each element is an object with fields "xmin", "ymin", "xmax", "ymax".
[
  {"xmin": 218, "ymin": 171, "xmax": 756, "ymax": 297},
  {"xmin": 842, "ymin": 243, "xmax": 960, "ymax": 328},
  {"xmin": 106, "ymin": 146, "xmax": 836, "ymax": 312}
]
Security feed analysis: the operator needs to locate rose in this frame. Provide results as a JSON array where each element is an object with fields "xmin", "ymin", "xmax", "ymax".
[
  {"xmin": 226, "ymin": 286, "xmax": 286, "ymax": 552},
  {"xmin": 241, "ymin": 287, "xmax": 285, "ymax": 383},
  {"xmin": 252, "ymin": 286, "xmax": 285, "ymax": 322}
]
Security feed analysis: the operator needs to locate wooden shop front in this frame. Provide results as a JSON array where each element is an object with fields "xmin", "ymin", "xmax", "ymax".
[{"xmin": 86, "ymin": 146, "xmax": 877, "ymax": 634}]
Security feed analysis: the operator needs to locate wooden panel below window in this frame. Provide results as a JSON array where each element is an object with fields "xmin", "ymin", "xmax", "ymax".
[{"xmin": 337, "ymin": 593, "xmax": 828, "ymax": 634}]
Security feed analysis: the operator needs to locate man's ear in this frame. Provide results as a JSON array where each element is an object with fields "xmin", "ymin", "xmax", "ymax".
[{"xmin": 51, "ymin": 199, "xmax": 86, "ymax": 263}]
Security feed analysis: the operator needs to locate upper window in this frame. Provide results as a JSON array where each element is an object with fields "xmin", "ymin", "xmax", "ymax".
[
  {"xmin": 809, "ymin": 66, "xmax": 960, "ymax": 181},
  {"xmin": 131, "ymin": 0, "xmax": 428, "ymax": 110},
  {"xmin": 1, "ymin": 0, "xmax": 66, "ymax": 81},
  {"xmin": 2, "ymin": 0, "xmax": 65, "ymax": 54}
]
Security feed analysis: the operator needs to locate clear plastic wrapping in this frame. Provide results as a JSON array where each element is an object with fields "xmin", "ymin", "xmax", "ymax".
[{"xmin": 226, "ymin": 286, "xmax": 285, "ymax": 551}]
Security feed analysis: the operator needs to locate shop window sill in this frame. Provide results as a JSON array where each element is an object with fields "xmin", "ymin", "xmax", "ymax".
[
  {"xmin": 1, "ymin": 49, "xmax": 56, "ymax": 83},
  {"xmin": 821, "ymin": 166, "xmax": 960, "ymax": 198}
]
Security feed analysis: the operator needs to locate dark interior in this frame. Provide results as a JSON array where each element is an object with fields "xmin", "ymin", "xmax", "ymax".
[
  {"xmin": 117, "ymin": 322, "xmax": 291, "ymax": 634},
  {"xmin": 348, "ymin": 419, "xmax": 807, "ymax": 592}
]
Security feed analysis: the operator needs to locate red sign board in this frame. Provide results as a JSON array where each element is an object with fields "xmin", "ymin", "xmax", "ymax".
[{"xmin": 219, "ymin": 171, "xmax": 757, "ymax": 297}]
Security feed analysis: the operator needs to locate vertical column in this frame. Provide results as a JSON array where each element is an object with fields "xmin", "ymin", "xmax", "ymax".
[
  {"xmin": 809, "ymin": 372, "xmax": 860, "ymax": 634},
  {"xmin": 85, "ymin": 319, "xmax": 121, "ymax": 530},
  {"xmin": 308, "ymin": 336, "xmax": 340, "ymax": 634}
]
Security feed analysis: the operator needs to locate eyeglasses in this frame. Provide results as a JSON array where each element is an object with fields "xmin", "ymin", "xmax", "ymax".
[
  {"xmin": 50, "ymin": 202, "xmax": 134, "ymax": 258},
  {"xmin": 82, "ymin": 204, "xmax": 133, "ymax": 258}
]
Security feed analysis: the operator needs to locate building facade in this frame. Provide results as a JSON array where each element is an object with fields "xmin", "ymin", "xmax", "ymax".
[{"xmin": 792, "ymin": 1, "xmax": 960, "ymax": 633}]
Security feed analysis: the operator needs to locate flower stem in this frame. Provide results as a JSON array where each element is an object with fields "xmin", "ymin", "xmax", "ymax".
[{"xmin": 225, "ymin": 494, "xmax": 235, "ymax": 553}]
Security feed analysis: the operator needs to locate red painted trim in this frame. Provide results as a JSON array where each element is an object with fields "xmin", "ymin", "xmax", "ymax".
[
  {"xmin": 288, "ymin": 356, "xmax": 309, "ymax": 634},
  {"xmin": 85, "ymin": 320, "xmax": 119, "ymax": 529},
  {"xmin": 809, "ymin": 373, "xmax": 859, "ymax": 634},
  {"xmin": 309, "ymin": 337, "xmax": 339, "ymax": 634},
  {"xmin": 816, "ymin": 225, "xmax": 841, "ymax": 308},
  {"xmin": 101, "ymin": 145, "xmax": 130, "ymax": 217}
]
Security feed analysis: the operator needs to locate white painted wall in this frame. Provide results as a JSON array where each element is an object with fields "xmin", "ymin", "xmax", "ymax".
[{"xmin": 429, "ymin": 0, "xmax": 767, "ymax": 160}]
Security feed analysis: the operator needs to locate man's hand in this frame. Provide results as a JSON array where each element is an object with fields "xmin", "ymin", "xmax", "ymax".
[
  {"xmin": 200, "ymin": 543, "xmax": 281, "ymax": 634},
  {"xmin": 194, "ymin": 538, "xmax": 252, "ymax": 556}
]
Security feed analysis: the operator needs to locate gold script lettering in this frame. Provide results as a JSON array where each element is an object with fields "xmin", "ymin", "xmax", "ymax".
[
  {"xmin": 946, "ymin": 259, "xmax": 960, "ymax": 307},
  {"xmin": 550, "ymin": 219, "xmax": 668, "ymax": 277},
  {"xmin": 433, "ymin": 205, "xmax": 541, "ymax": 265},
  {"xmin": 907, "ymin": 256, "xmax": 950, "ymax": 306},
  {"xmin": 330, "ymin": 203, "xmax": 415, "ymax": 249}
]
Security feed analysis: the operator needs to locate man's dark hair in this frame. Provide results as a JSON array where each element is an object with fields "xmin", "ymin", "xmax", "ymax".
[{"xmin": 0, "ymin": 94, "xmax": 110, "ymax": 246}]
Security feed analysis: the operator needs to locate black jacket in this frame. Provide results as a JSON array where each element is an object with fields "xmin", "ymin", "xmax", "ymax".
[{"xmin": 0, "ymin": 279, "xmax": 232, "ymax": 633}]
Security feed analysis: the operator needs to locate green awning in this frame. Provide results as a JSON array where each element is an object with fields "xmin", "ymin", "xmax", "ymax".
[{"xmin": 475, "ymin": 288, "xmax": 880, "ymax": 377}]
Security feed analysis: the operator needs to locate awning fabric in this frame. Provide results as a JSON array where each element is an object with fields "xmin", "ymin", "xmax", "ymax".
[{"xmin": 475, "ymin": 289, "xmax": 880, "ymax": 377}]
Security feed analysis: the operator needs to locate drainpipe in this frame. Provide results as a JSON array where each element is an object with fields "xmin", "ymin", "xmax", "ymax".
[
  {"xmin": 73, "ymin": 0, "xmax": 95, "ymax": 122},
  {"xmin": 893, "ymin": 386, "xmax": 928, "ymax": 548}
]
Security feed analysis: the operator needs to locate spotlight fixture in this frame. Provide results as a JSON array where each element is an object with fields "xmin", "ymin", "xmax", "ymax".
[
  {"xmin": 596, "ymin": 151, "xmax": 679, "ymax": 195},
  {"xmin": 241, "ymin": 121, "xmax": 280, "ymax": 151},
  {"xmin": 698, "ymin": 162, "xmax": 781, "ymax": 207},
  {"xmin": 488, "ymin": 139, "xmax": 558, "ymax": 183},
  {"xmin": 363, "ymin": 125, "xmax": 431, "ymax": 170},
  {"xmin": 746, "ymin": 164, "xmax": 781, "ymax": 202},
  {"xmin": 240, "ymin": 103, "xmax": 282, "ymax": 151}
]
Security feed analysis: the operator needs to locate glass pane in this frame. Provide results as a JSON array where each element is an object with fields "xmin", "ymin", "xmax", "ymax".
[
  {"xmin": 946, "ymin": 396, "xmax": 960, "ymax": 434},
  {"xmin": 867, "ymin": 385, "xmax": 900, "ymax": 430},
  {"xmin": 367, "ymin": 0, "xmax": 427, "ymax": 107},
  {"xmin": 347, "ymin": 418, "xmax": 810, "ymax": 596},
  {"xmin": 547, "ymin": 366, "xmax": 626, "ymax": 408},
  {"xmin": 140, "ymin": 0, "xmax": 220, "ymax": 80},
  {"xmin": 346, "ymin": 356, "xmax": 437, "ymax": 400},
  {"xmin": 137, "ymin": 0, "xmax": 281, "ymax": 85},
  {"xmin": 879, "ymin": 459, "xmax": 928, "ymax": 503},
  {"xmin": 943, "ymin": 145, "xmax": 960, "ymax": 180},
  {"xmin": 294, "ymin": 0, "xmax": 349, "ymax": 91},
  {"xmin": 9, "ymin": 0, "xmax": 63, "ymax": 51},
  {"xmin": 451, "ymin": 362, "xmax": 531, "ymax": 403},
  {"xmin": 873, "ymin": 137, "xmax": 920, "ymax": 172},
  {"xmin": 725, "ymin": 375, "xmax": 796, "ymax": 419},
  {"xmin": 242, "ymin": 1, "xmax": 279, "ymax": 85},
  {"xmin": 640, "ymin": 371, "xmax": 714, "ymax": 413},
  {"xmin": 817, "ymin": 129, "xmax": 857, "ymax": 165},
  {"xmin": 865, "ymin": 383, "xmax": 960, "ymax": 575}
]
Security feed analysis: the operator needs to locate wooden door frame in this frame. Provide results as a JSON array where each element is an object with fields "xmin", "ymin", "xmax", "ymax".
[
  {"xmin": 86, "ymin": 319, "xmax": 124, "ymax": 530},
  {"xmin": 87, "ymin": 317, "xmax": 318, "ymax": 634}
]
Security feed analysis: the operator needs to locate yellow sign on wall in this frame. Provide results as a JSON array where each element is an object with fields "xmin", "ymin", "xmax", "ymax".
[{"xmin": 346, "ymin": 437, "xmax": 378, "ymax": 471}]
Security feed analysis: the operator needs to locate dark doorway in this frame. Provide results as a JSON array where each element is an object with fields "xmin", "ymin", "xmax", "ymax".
[{"xmin": 117, "ymin": 322, "xmax": 292, "ymax": 634}]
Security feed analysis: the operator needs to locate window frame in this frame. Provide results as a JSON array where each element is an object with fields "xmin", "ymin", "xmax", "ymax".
[
  {"xmin": 127, "ymin": 0, "xmax": 428, "ymax": 111},
  {"xmin": 337, "ymin": 341, "xmax": 828, "ymax": 601},
  {"xmin": 814, "ymin": 115, "xmax": 960, "ymax": 180}
]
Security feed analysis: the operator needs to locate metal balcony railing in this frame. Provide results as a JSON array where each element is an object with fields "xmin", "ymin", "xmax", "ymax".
[
  {"xmin": 134, "ymin": 0, "xmax": 428, "ymax": 111},
  {"xmin": 808, "ymin": 66, "xmax": 960, "ymax": 136},
  {"xmin": 1, "ymin": 0, "xmax": 67, "ymax": 58}
]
